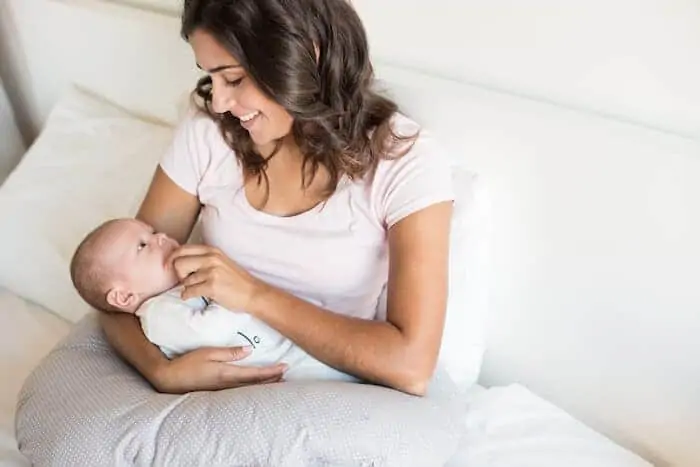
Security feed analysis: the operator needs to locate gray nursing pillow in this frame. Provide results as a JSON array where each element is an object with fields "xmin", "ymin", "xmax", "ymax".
[{"xmin": 16, "ymin": 313, "xmax": 465, "ymax": 466}]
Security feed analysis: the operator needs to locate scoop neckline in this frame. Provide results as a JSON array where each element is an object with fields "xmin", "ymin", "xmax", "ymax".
[
  {"xmin": 239, "ymin": 187, "xmax": 325, "ymax": 222},
  {"xmin": 237, "ymin": 176, "xmax": 353, "ymax": 224}
]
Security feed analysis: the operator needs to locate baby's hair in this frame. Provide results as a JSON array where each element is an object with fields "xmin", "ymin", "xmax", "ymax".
[{"xmin": 69, "ymin": 219, "xmax": 125, "ymax": 313}]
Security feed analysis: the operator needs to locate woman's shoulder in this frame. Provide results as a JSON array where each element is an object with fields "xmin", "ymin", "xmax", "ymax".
[
  {"xmin": 368, "ymin": 112, "xmax": 455, "ymax": 228},
  {"xmin": 160, "ymin": 108, "xmax": 242, "ymax": 196},
  {"xmin": 379, "ymin": 111, "xmax": 452, "ymax": 167},
  {"xmin": 373, "ymin": 111, "xmax": 454, "ymax": 182}
]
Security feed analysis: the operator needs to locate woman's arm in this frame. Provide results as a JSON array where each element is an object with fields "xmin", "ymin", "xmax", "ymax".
[
  {"xmin": 135, "ymin": 166, "xmax": 202, "ymax": 245},
  {"xmin": 100, "ymin": 167, "xmax": 286, "ymax": 392},
  {"xmin": 99, "ymin": 166, "xmax": 201, "ymax": 384},
  {"xmin": 252, "ymin": 202, "xmax": 452, "ymax": 395},
  {"xmin": 176, "ymin": 201, "xmax": 453, "ymax": 395}
]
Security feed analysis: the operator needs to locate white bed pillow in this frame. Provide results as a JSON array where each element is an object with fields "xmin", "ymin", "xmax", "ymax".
[
  {"xmin": 375, "ymin": 66, "xmax": 492, "ymax": 391},
  {"xmin": 0, "ymin": 77, "xmax": 25, "ymax": 184},
  {"xmin": 0, "ymin": 85, "xmax": 174, "ymax": 322},
  {"xmin": 440, "ymin": 167, "xmax": 490, "ymax": 390},
  {"xmin": 374, "ymin": 165, "xmax": 489, "ymax": 391}
]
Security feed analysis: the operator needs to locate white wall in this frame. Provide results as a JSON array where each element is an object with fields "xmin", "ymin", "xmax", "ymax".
[{"xmin": 1, "ymin": 1, "xmax": 699, "ymax": 466}]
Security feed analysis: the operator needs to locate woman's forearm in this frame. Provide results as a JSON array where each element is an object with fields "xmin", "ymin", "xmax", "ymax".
[
  {"xmin": 99, "ymin": 312, "xmax": 168, "ymax": 386},
  {"xmin": 248, "ymin": 286, "xmax": 433, "ymax": 395}
]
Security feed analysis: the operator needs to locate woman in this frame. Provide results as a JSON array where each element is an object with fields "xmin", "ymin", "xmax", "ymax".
[{"xmin": 100, "ymin": 0, "xmax": 454, "ymax": 396}]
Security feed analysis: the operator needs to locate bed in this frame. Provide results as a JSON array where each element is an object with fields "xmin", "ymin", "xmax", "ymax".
[
  {"xmin": 0, "ymin": 287, "xmax": 651, "ymax": 467},
  {"xmin": 0, "ymin": 70, "xmax": 653, "ymax": 467},
  {"xmin": 0, "ymin": 290, "xmax": 70, "ymax": 466},
  {"xmin": 2, "ymin": 0, "xmax": 694, "ymax": 465}
]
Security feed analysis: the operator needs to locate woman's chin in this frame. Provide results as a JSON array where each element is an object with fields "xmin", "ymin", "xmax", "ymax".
[{"xmin": 250, "ymin": 131, "xmax": 272, "ymax": 148}]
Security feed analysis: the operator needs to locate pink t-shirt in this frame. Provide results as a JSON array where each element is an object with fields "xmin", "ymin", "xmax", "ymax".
[{"xmin": 159, "ymin": 111, "xmax": 454, "ymax": 321}]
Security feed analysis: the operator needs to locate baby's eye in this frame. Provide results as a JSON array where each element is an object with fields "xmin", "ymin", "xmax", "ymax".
[{"xmin": 137, "ymin": 241, "xmax": 147, "ymax": 251}]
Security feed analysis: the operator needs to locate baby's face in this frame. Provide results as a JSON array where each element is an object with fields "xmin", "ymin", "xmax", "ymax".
[{"xmin": 102, "ymin": 219, "xmax": 180, "ymax": 302}]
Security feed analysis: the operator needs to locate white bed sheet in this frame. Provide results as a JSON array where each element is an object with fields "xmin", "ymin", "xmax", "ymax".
[
  {"xmin": 0, "ymin": 288, "xmax": 651, "ymax": 467},
  {"xmin": 448, "ymin": 385, "xmax": 653, "ymax": 467},
  {"xmin": 0, "ymin": 288, "xmax": 71, "ymax": 467}
]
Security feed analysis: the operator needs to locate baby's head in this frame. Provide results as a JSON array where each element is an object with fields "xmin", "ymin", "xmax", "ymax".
[{"xmin": 70, "ymin": 218, "xmax": 180, "ymax": 313}]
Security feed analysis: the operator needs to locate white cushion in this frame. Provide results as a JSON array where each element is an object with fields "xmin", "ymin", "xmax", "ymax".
[
  {"xmin": 0, "ymin": 86, "xmax": 174, "ymax": 323},
  {"xmin": 376, "ymin": 66, "xmax": 492, "ymax": 391},
  {"xmin": 441, "ymin": 167, "xmax": 490, "ymax": 390}
]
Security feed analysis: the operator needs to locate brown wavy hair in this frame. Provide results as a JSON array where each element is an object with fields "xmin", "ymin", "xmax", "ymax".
[{"xmin": 181, "ymin": 0, "xmax": 417, "ymax": 194}]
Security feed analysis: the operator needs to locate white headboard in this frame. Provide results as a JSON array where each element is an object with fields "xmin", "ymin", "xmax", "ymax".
[
  {"xmin": 6, "ymin": 0, "xmax": 700, "ymax": 141},
  {"xmin": 3, "ymin": 1, "xmax": 699, "ymax": 466}
]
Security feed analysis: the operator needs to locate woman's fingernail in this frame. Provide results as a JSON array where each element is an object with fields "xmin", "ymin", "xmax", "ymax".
[{"xmin": 241, "ymin": 345, "xmax": 253, "ymax": 353}]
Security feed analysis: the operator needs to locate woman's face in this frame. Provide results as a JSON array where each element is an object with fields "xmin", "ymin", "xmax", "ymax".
[{"xmin": 189, "ymin": 29, "xmax": 294, "ymax": 150}]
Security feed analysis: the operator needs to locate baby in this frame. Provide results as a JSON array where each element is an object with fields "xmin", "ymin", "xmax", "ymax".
[{"xmin": 69, "ymin": 218, "xmax": 357, "ymax": 382}]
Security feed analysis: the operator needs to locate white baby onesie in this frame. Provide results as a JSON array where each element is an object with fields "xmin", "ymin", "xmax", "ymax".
[{"xmin": 136, "ymin": 287, "xmax": 358, "ymax": 382}]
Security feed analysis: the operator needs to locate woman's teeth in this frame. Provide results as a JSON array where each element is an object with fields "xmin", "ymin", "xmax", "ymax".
[{"xmin": 239, "ymin": 111, "xmax": 260, "ymax": 122}]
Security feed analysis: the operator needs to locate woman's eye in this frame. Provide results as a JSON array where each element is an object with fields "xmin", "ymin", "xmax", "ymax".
[
  {"xmin": 225, "ymin": 77, "xmax": 243, "ymax": 87},
  {"xmin": 138, "ymin": 242, "xmax": 147, "ymax": 251}
]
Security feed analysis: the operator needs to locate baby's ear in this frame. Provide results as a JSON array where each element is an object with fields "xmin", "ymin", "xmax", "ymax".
[{"xmin": 106, "ymin": 288, "xmax": 138, "ymax": 311}]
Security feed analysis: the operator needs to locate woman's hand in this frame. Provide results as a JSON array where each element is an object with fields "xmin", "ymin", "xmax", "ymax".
[
  {"xmin": 168, "ymin": 244, "xmax": 264, "ymax": 312},
  {"xmin": 152, "ymin": 345, "xmax": 287, "ymax": 394}
]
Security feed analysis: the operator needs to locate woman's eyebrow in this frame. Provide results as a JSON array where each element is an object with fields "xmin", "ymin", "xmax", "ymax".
[{"xmin": 196, "ymin": 63, "xmax": 242, "ymax": 73}]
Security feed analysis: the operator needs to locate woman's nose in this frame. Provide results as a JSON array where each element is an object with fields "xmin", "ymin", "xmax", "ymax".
[{"xmin": 211, "ymin": 82, "xmax": 236, "ymax": 114}]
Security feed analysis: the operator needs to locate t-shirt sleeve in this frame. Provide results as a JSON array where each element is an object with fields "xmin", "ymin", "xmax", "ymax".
[
  {"xmin": 159, "ymin": 111, "xmax": 219, "ymax": 197},
  {"xmin": 374, "ymin": 121, "xmax": 455, "ymax": 228}
]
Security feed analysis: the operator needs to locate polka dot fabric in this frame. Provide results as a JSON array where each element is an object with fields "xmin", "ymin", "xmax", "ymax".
[{"xmin": 16, "ymin": 314, "xmax": 465, "ymax": 466}]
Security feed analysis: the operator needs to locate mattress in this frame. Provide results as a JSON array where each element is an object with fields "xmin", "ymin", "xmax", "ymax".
[{"xmin": 0, "ymin": 288, "xmax": 651, "ymax": 467}]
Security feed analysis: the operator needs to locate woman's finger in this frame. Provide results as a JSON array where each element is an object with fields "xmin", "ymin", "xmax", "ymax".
[
  {"xmin": 227, "ymin": 367, "xmax": 287, "ymax": 385},
  {"xmin": 180, "ymin": 282, "xmax": 211, "ymax": 301},
  {"xmin": 171, "ymin": 255, "xmax": 209, "ymax": 280},
  {"xmin": 167, "ymin": 244, "xmax": 218, "ymax": 265},
  {"xmin": 206, "ymin": 346, "xmax": 254, "ymax": 362},
  {"xmin": 256, "ymin": 375, "xmax": 285, "ymax": 385},
  {"xmin": 219, "ymin": 362, "xmax": 288, "ymax": 384},
  {"xmin": 181, "ymin": 268, "xmax": 212, "ymax": 288}
]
